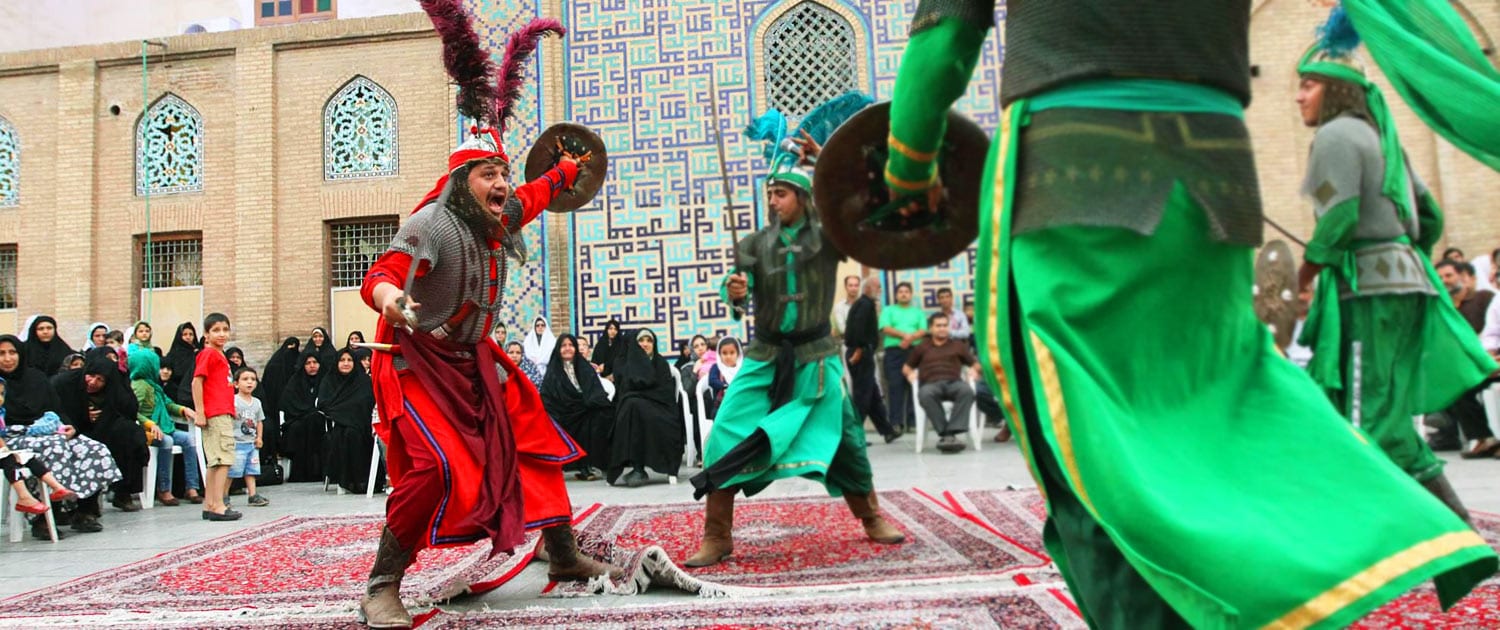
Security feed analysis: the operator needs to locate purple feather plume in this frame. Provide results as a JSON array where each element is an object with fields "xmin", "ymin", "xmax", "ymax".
[
  {"xmin": 495, "ymin": 18, "xmax": 566, "ymax": 132},
  {"xmin": 418, "ymin": 0, "xmax": 498, "ymax": 126}
]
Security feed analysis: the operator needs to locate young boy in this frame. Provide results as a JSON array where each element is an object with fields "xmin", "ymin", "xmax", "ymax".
[
  {"xmin": 191, "ymin": 313, "xmax": 240, "ymax": 521},
  {"xmin": 231, "ymin": 367, "xmax": 269, "ymax": 507}
]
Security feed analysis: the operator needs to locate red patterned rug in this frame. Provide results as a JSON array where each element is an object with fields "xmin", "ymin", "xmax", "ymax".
[
  {"xmin": 0, "ymin": 507, "xmax": 586, "ymax": 627},
  {"xmin": 429, "ymin": 585, "xmax": 1086, "ymax": 629},
  {"xmin": 559, "ymin": 488, "xmax": 1051, "ymax": 594}
]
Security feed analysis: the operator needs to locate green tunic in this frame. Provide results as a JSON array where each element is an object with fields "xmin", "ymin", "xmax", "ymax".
[
  {"xmin": 692, "ymin": 215, "xmax": 873, "ymax": 498},
  {"xmin": 887, "ymin": 4, "xmax": 1497, "ymax": 628}
]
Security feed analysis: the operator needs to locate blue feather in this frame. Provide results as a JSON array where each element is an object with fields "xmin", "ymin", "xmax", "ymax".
[
  {"xmin": 744, "ymin": 110, "xmax": 788, "ymax": 161},
  {"xmin": 1316, "ymin": 5, "xmax": 1361, "ymax": 58},
  {"xmin": 796, "ymin": 91, "xmax": 875, "ymax": 146}
]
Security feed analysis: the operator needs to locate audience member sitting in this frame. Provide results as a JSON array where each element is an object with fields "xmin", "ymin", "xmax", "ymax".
[
  {"xmin": 524, "ymin": 316, "xmax": 557, "ymax": 381},
  {"xmin": 902, "ymin": 313, "xmax": 979, "ymax": 453},
  {"xmin": 82, "ymin": 323, "xmax": 110, "ymax": 351},
  {"xmin": 506, "ymin": 341, "xmax": 543, "ymax": 385},
  {"xmin": 255, "ymin": 336, "xmax": 302, "ymax": 471},
  {"xmin": 225, "ymin": 347, "xmax": 247, "ymax": 372},
  {"xmin": 0, "ymin": 378, "xmax": 79, "ymax": 517},
  {"xmin": 54, "ymin": 350, "xmax": 146, "ymax": 519},
  {"xmin": 163, "ymin": 323, "xmax": 199, "ymax": 406},
  {"xmin": 319, "ymin": 350, "xmax": 380, "ymax": 494},
  {"xmin": 594, "ymin": 318, "xmax": 626, "ymax": 378},
  {"xmin": 306, "ymin": 327, "xmax": 338, "ymax": 370},
  {"xmin": 280, "ymin": 348, "xmax": 326, "ymax": 483},
  {"xmin": 128, "ymin": 321, "xmax": 154, "ymax": 354},
  {"xmin": 128, "ymin": 349, "xmax": 202, "ymax": 506},
  {"xmin": 0, "ymin": 334, "xmax": 120, "ymax": 535},
  {"xmin": 540, "ymin": 334, "xmax": 614, "ymax": 482},
  {"xmin": 609, "ymin": 328, "xmax": 685, "ymax": 487}
]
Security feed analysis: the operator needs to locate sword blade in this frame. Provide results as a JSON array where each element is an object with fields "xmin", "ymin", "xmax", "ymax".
[{"xmin": 708, "ymin": 73, "xmax": 740, "ymax": 255}]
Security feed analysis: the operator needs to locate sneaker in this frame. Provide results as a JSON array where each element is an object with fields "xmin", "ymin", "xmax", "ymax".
[
  {"xmin": 937, "ymin": 435, "xmax": 965, "ymax": 454},
  {"xmin": 247, "ymin": 494, "xmax": 270, "ymax": 507}
]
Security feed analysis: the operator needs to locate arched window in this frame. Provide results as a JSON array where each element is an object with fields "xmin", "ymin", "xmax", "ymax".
[
  {"xmin": 324, "ymin": 76, "xmax": 398, "ymax": 180},
  {"xmin": 0, "ymin": 116, "xmax": 18, "ymax": 207},
  {"xmin": 763, "ymin": 1, "xmax": 859, "ymax": 120},
  {"xmin": 135, "ymin": 94, "xmax": 204, "ymax": 196}
]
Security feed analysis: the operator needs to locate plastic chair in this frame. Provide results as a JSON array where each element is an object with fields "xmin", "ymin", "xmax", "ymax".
[
  {"xmin": 670, "ymin": 382, "xmax": 695, "ymax": 485},
  {"xmin": 366, "ymin": 409, "xmax": 384, "ymax": 499},
  {"xmin": 2, "ymin": 465, "xmax": 57, "ymax": 544},
  {"xmin": 909, "ymin": 370, "xmax": 982, "ymax": 453},
  {"xmin": 693, "ymin": 377, "xmax": 717, "ymax": 465},
  {"xmin": 142, "ymin": 440, "xmax": 184, "ymax": 509}
]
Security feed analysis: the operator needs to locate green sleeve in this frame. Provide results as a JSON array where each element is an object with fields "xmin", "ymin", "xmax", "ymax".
[
  {"xmin": 131, "ymin": 381, "xmax": 154, "ymax": 427},
  {"xmin": 886, "ymin": 18, "xmax": 990, "ymax": 194},
  {"xmin": 1414, "ymin": 189, "xmax": 1443, "ymax": 258},
  {"xmin": 1305, "ymin": 198, "xmax": 1362, "ymax": 267},
  {"xmin": 719, "ymin": 268, "xmax": 754, "ymax": 322}
]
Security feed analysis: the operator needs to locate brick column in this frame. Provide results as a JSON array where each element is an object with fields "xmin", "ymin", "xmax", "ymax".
[
  {"xmin": 54, "ymin": 60, "xmax": 98, "ymax": 331},
  {"xmin": 541, "ymin": 0, "xmax": 574, "ymax": 333},
  {"xmin": 232, "ymin": 43, "xmax": 276, "ymax": 356}
]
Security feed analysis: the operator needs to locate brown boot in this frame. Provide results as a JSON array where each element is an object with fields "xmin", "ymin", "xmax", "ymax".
[
  {"xmin": 683, "ymin": 490, "xmax": 735, "ymax": 567},
  {"xmin": 844, "ymin": 492, "xmax": 906, "ymax": 544},
  {"xmin": 543, "ymin": 524, "xmax": 625, "ymax": 582},
  {"xmin": 358, "ymin": 526, "xmax": 413, "ymax": 629},
  {"xmin": 1420, "ymin": 472, "xmax": 1472, "ymax": 524}
]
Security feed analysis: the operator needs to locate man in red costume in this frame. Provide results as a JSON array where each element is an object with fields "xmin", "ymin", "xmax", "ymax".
[{"xmin": 354, "ymin": 9, "xmax": 618, "ymax": 626}]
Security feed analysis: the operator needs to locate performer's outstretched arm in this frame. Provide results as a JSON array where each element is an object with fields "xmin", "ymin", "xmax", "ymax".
[
  {"xmin": 885, "ymin": 4, "xmax": 993, "ymax": 196},
  {"xmin": 511, "ymin": 161, "xmax": 580, "ymax": 227}
]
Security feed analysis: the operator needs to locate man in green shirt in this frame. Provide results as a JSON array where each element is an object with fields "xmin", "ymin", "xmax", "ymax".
[{"xmin": 879, "ymin": 282, "xmax": 928, "ymax": 432}]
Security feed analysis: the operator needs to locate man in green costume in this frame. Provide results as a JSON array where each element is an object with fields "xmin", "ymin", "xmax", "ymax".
[
  {"xmin": 684, "ymin": 136, "xmax": 905, "ymax": 568},
  {"xmin": 1293, "ymin": 24, "xmax": 1493, "ymax": 522},
  {"xmin": 882, "ymin": 1, "xmax": 1496, "ymax": 627}
]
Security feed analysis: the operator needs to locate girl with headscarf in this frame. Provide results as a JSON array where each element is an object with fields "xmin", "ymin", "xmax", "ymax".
[
  {"xmin": 706, "ymin": 337, "xmax": 742, "ymax": 420},
  {"xmin": 164, "ymin": 322, "xmax": 199, "ymax": 406},
  {"xmin": 540, "ymin": 334, "xmax": 614, "ymax": 481},
  {"xmin": 22, "ymin": 315, "xmax": 74, "ymax": 376},
  {"xmin": 319, "ymin": 349, "xmax": 380, "ymax": 494},
  {"xmin": 129, "ymin": 321, "xmax": 154, "ymax": 354},
  {"xmin": 608, "ymin": 328, "xmax": 685, "ymax": 487},
  {"xmin": 280, "ymin": 348, "xmax": 326, "ymax": 482},
  {"xmin": 254, "ymin": 336, "xmax": 301, "ymax": 469},
  {"xmin": 594, "ymin": 318, "xmax": 626, "ymax": 378},
  {"xmin": 225, "ymin": 347, "xmax": 247, "ymax": 371},
  {"xmin": 523, "ymin": 316, "xmax": 556, "ymax": 380},
  {"xmin": 53, "ymin": 349, "xmax": 146, "ymax": 516},
  {"xmin": 506, "ymin": 341, "xmax": 544, "ymax": 385},
  {"xmin": 127, "ymin": 348, "xmax": 202, "ymax": 505},
  {"xmin": 344, "ymin": 330, "xmax": 366, "ymax": 352},
  {"xmin": 308, "ymin": 327, "xmax": 338, "ymax": 370},
  {"xmin": 0, "ymin": 335, "xmax": 120, "ymax": 537}
]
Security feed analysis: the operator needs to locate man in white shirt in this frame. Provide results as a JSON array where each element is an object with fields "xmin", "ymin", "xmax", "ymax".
[
  {"xmin": 830, "ymin": 275, "xmax": 861, "ymax": 342},
  {"xmin": 935, "ymin": 288, "xmax": 970, "ymax": 340}
]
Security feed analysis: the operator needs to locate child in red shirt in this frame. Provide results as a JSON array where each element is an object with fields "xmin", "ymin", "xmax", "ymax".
[{"xmin": 192, "ymin": 313, "xmax": 240, "ymax": 522}]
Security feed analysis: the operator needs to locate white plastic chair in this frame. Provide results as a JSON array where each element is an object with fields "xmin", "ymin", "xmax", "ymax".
[
  {"xmin": 693, "ymin": 377, "xmax": 716, "ymax": 465},
  {"xmin": 671, "ymin": 381, "xmax": 693, "ymax": 485},
  {"xmin": 366, "ymin": 408, "xmax": 385, "ymax": 499},
  {"xmin": 2, "ymin": 464, "xmax": 57, "ymax": 543},
  {"xmin": 909, "ymin": 370, "xmax": 982, "ymax": 453},
  {"xmin": 142, "ymin": 440, "xmax": 184, "ymax": 509},
  {"xmin": 1484, "ymin": 382, "xmax": 1500, "ymax": 439}
]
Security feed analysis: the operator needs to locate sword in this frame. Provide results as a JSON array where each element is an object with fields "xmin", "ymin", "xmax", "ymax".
[
  {"xmin": 707, "ymin": 72, "xmax": 747, "ymax": 317},
  {"xmin": 1263, "ymin": 216, "xmax": 1309, "ymax": 249}
]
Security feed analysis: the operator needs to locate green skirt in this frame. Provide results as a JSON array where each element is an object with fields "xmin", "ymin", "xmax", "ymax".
[
  {"xmin": 975, "ymin": 106, "xmax": 1496, "ymax": 629},
  {"xmin": 699, "ymin": 354, "xmax": 872, "ymax": 498}
]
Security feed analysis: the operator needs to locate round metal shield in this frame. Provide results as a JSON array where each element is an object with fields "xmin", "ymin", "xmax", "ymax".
[
  {"xmin": 1253, "ymin": 239, "xmax": 1300, "ymax": 349},
  {"xmin": 814, "ymin": 102, "xmax": 988, "ymax": 270},
  {"xmin": 524, "ymin": 122, "xmax": 608, "ymax": 213}
]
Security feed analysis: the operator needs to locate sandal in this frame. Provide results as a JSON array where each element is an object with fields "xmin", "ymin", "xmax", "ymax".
[
  {"xmin": 14, "ymin": 500, "xmax": 49, "ymax": 515},
  {"xmin": 1461, "ymin": 437, "xmax": 1500, "ymax": 459}
]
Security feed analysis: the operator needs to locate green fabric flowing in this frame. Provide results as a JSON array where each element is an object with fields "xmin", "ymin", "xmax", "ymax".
[
  {"xmin": 128, "ymin": 347, "xmax": 174, "ymax": 431},
  {"xmin": 1341, "ymin": 0, "xmax": 1500, "ymax": 171}
]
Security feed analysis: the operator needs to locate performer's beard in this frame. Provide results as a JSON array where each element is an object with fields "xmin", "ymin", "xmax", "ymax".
[{"xmin": 446, "ymin": 164, "xmax": 505, "ymax": 240}]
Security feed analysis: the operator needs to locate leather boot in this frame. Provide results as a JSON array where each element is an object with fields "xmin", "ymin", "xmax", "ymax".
[
  {"xmin": 543, "ymin": 524, "xmax": 625, "ymax": 581},
  {"xmin": 358, "ymin": 526, "xmax": 413, "ymax": 629},
  {"xmin": 843, "ymin": 492, "xmax": 906, "ymax": 544},
  {"xmin": 1420, "ymin": 472, "xmax": 1472, "ymax": 523},
  {"xmin": 684, "ymin": 490, "xmax": 735, "ymax": 567}
]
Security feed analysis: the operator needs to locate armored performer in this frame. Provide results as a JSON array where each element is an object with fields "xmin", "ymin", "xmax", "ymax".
[
  {"xmin": 356, "ymin": 4, "xmax": 617, "ymax": 628},
  {"xmin": 1294, "ymin": 6, "xmax": 1495, "ymax": 524},
  {"xmin": 685, "ymin": 97, "xmax": 905, "ymax": 568},
  {"xmin": 878, "ymin": 0, "xmax": 1496, "ymax": 627}
]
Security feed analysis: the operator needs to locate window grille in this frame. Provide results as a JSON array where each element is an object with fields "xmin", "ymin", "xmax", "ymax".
[
  {"xmin": 330, "ymin": 220, "xmax": 398, "ymax": 288},
  {"xmin": 763, "ymin": 2, "xmax": 858, "ymax": 120},
  {"xmin": 142, "ymin": 237, "xmax": 203, "ymax": 289},
  {"xmin": 136, "ymin": 94, "xmax": 204, "ymax": 196},
  {"xmin": 0, "ymin": 245, "xmax": 16, "ymax": 309},
  {"xmin": 325, "ymin": 76, "xmax": 399, "ymax": 180},
  {"xmin": 0, "ymin": 117, "xmax": 17, "ymax": 208}
]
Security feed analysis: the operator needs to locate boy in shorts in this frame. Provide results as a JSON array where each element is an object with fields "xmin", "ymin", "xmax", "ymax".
[
  {"xmin": 231, "ymin": 367, "xmax": 269, "ymax": 507},
  {"xmin": 192, "ymin": 312, "xmax": 240, "ymax": 521}
]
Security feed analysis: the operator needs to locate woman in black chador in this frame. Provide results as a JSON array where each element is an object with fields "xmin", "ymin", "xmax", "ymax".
[
  {"xmin": 539, "ymin": 334, "xmax": 614, "ymax": 481},
  {"xmin": 607, "ymin": 328, "xmax": 684, "ymax": 487}
]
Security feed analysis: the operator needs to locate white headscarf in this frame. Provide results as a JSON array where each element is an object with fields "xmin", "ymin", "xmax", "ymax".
[
  {"xmin": 713, "ymin": 337, "xmax": 741, "ymax": 385},
  {"xmin": 523, "ymin": 316, "xmax": 556, "ymax": 378},
  {"xmin": 82, "ymin": 322, "xmax": 111, "ymax": 350}
]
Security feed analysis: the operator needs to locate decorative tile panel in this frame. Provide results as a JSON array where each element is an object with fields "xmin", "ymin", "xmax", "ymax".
[
  {"xmin": 136, "ymin": 94, "xmax": 204, "ymax": 196},
  {"xmin": 0, "ymin": 116, "xmax": 16, "ymax": 208},
  {"xmin": 324, "ymin": 76, "xmax": 399, "ymax": 180}
]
